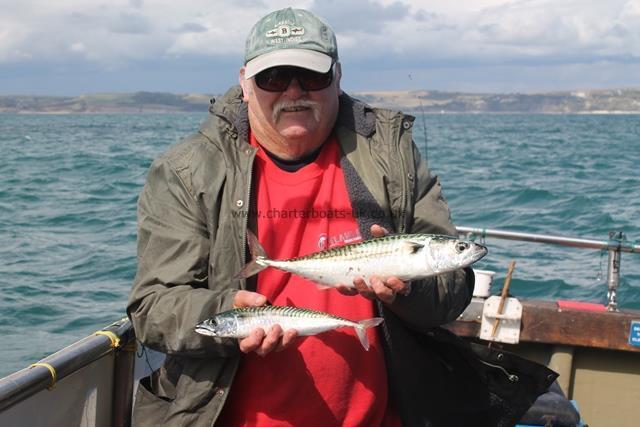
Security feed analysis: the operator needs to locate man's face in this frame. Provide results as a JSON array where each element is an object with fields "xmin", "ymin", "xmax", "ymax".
[{"xmin": 240, "ymin": 63, "xmax": 341, "ymax": 155}]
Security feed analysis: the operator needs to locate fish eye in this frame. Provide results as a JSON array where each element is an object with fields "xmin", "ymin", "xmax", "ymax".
[{"xmin": 456, "ymin": 242, "xmax": 469, "ymax": 253}]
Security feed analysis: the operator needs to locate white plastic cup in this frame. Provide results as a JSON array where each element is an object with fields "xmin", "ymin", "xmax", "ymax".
[{"xmin": 472, "ymin": 269, "xmax": 495, "ymax": 298}]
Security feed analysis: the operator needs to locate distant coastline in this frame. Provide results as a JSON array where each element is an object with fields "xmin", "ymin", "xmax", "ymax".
[{"xmin": 1, "ymin": 88, "xmax": 640, "ymax": 114}]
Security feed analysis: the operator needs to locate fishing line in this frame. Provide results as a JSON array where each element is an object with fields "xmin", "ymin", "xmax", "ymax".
[
  {"xmin": 596, "ymin": 249, "xmax": 606, "ymax": 283},
  {"xmin": 136, "ymin": 338, "xmax": 154, "ymax": 374},
  {"xmin": 408, "ymin": 74, "xmax": 429, "ymax": 163}
]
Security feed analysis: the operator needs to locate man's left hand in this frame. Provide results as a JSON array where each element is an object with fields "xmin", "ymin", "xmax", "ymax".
[{"xmin": 335, "ymin": 224, "xmax": 412, "ymax": 304}]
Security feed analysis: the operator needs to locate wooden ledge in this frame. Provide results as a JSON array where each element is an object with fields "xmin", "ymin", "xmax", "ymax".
[{"xmin": 444, "ymin": 299, "xmax": 640, "ymax": 353}]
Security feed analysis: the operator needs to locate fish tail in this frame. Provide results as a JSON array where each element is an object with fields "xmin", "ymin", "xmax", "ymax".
[
  {"xmin": 234, "ymin": 230, "xmax": 270, "ymax": 279},
  {"xmin": 354, "ymin": 317, "xmax": 384, "ymax": 351}
]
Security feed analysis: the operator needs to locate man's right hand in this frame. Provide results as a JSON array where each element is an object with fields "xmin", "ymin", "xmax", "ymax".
[{"xmin": 232, "ymin": 290, "xmax": 298, "ymax": 356}]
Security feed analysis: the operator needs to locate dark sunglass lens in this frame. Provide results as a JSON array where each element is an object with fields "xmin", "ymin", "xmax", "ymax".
[
  {"xmin": 255, "ymin": 68, "xmax": 292, "ymax": 92},
  {"xmin": 298, "ymin": 69, "xmax": 333, "ymax": 91},
  {"xmin": 255, "ymin": 66, "xmax": 333, "ymax": 91}
]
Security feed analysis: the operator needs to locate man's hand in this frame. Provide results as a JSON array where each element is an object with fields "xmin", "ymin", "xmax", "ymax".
[
  {"xmin": 335, "ymin": 224, "xmax": 412, "ymax": 304},
  {"xmin": 232, "ymin": 290, "xmax": 298, "ymax": 356}
]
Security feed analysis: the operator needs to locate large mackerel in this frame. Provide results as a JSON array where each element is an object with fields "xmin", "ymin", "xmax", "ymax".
[
  {"xmin": 236, "ymin": 230, "xmax": 487, "ymax": 288},
  {"xmin": 195, "ymin": 306, "xmax": 383, "ymax": 350}
]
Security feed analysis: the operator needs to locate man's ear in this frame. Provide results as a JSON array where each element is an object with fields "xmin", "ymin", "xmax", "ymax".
[
  {"xmin": 334, "ymin": 62, "xmax": 342, "ymax": 94},
  {"xmin": 239, "ymin": 67, "xmax": 250, "ymax": 101}
]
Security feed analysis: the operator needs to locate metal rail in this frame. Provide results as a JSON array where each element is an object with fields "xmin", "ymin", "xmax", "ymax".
[
  {"xmin": 457, "ymin": 226, "xmax": 640, "ymax": 312},
  {"xmin": 0, "ymin": 317, "xmax": 135, "ymax": 425}
]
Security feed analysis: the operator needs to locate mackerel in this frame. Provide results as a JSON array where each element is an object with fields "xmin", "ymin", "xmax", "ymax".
[
  {"xmin": 195, "ymin": 306, "xmax": 383, "ymax": 350},
  {"xmin": 236, "ymin": 230, "xmax": 487, "ymax": 288}
]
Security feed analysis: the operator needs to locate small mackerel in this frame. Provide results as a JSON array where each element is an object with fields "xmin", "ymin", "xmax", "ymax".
[
  {"xmin": 236, "ymin": 230, "xmax": 487, "ymax": 288},
  {"xmin": 195, "ymin": 306, "xmax": 383, "ymax": 350}
]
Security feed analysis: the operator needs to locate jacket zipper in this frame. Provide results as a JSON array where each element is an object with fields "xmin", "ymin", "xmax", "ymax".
[
  {"xmin": 397, "ymin": 119, "xmax": 411, "ymax": 234},
  {"xmin": 241, "ymin": 147, "xmax": 255, "ymax": 290}
]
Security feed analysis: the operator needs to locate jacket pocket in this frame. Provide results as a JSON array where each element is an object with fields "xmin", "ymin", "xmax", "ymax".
[{"xmin": 132, "ymin": 375, "xmax": 172, "ymax": 426}]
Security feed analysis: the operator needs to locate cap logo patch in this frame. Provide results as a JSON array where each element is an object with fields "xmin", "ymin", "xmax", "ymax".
[{"xmin": 266, "ymin": 25, "xmax": 305, "ymax": 38}]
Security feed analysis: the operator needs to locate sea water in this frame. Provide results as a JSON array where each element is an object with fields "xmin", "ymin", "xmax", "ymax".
[{"xmin": 1, "ymin": 112, "xmax": 638, "ymax": 377}]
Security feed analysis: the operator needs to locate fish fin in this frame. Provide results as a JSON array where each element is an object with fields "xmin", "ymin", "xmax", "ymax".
[
  {"xmin": 234, "ymin": 261, "xmax": 266, "ymax": 280},
  {"xmin": 354, "ymin": 317, "xmax": 384, "ymax": 351},
  {"xmin": 246, "ymin": 229, "xmax": 267, "ymax": 258},
  {"xmin": 401, "ymin": 240, "xmax": 424, "ymax": 255},
  {"xmin": 233, "ymin": 230, "xmax": 270, "ymax": 279},
  {"xmin": 315, "ymin": 284, "xmax": 334, "ymax": 290}
]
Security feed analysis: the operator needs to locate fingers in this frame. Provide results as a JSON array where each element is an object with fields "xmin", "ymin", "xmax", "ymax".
[
  {"xmin": 233, "ymin": 290, "xmax": 268, "ymax": 308},
  {"xmin": 370, "ymin": 276, "xmax": 396, "ymax": 304},
  {"xmin": 353, "ymin": 277, "xmax": 377, "ymax": 300},
  {"xmin": 335, "ymin": 284, "xmax": 359, "ymax": 296},
  {"xmin": 349, "ymin": 276, "xmax": 411, "ymax": 304},
  {"xmin": 278, "ymin": 329, "xmax": 298, "ymax": 350},
  {"xmin": 234, "ymin": 291, "xmax": 290, "ymax": 356},
  {"xmin": 238, "ymin": 328, "xmax": 266, "ymax": 353},
  {"xmin": 386, "ymin": 276, "xmax": 412, "ymax": 296},
  {"xmin": 370, "ymin": 224, "xmax": 390, "ymax": 238},
  {"xmin": 238, "ymin": 325, "xmax": 299, "ymax": 356},
  {"xmin": 255, "ymin": 324, "xmax": 284, "ymax": 356}
]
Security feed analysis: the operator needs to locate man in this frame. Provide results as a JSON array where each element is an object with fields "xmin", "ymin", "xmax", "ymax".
[{"xmin": 127, "ymin": 7, "xmax": 555, "ymax": 427}]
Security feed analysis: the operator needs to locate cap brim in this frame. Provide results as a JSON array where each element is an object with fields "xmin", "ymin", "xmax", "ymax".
[{"xmin": 244, "ymin": 49, "xmax": 333, "ymax": 79}]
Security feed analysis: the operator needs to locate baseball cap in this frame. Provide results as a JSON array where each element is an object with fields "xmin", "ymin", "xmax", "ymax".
[{"xmin": 244, "ymin": 8, "xmax": 338, "ymax": 79}]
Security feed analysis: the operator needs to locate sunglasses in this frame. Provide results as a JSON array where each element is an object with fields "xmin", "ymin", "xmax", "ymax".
[{"xmin": 254, "ymin": 65, "xmax": 334, "ymax": 92}]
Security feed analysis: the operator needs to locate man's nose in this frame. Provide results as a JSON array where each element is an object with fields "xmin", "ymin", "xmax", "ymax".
[{"xmin": 283, "ymin": 76, "xmax": 306, "ymax": 98}]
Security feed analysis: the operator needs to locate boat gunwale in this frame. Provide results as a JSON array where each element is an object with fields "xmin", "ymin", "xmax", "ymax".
[{"xmin": 0, "ymin": 317, "xmax": 134, "ymax": 413}]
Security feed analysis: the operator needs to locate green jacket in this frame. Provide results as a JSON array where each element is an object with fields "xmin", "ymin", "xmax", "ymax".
[{"xmin": 127, "ymin": 86, "xmax": 555, "ymax": 426}]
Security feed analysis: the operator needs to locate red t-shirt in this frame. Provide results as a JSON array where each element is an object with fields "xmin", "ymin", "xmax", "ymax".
[{"xmin": 217, "ymin": 134, "xmax": 400, "ymax": 426}]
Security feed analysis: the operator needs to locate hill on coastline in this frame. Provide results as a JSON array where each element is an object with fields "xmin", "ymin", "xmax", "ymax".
[
  {"xmin": 1, "ymin": 89, "xmax": 639, "ymax": 114},
  {"xmin": 0, "ymin": 92, "xmax": 212, "ymax": 114},
  {"xmin": 356, "ymin": 88, "xmax": 640, "ymax": 114}
]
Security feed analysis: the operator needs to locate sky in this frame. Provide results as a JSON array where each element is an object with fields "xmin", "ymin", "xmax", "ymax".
[{"xmin": 1, "ymin": 0, "xmax": 639, "ymax": 95}]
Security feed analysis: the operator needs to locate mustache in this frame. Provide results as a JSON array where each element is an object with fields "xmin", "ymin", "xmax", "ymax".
[{"xmin": 272, "ymin": 99, "xmax": 321, "ymax": 123}]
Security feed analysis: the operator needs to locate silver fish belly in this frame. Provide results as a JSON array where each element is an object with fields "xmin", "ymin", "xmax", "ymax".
[
  {"xmin": 236, "ymin": 231, "xmax": 487, "ymax": 288},
  {"xmin": 195, "ymin": 306, "xmax": 384, "ymax": 350}
]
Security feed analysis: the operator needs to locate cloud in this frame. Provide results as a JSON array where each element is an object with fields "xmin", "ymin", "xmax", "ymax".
[
  {"xmin": 69, "ymin": 42, "xmax": 86, "ymax": 54},
  {"xmin": 466, "ymin": 0, "xmax": 632, "ymax": 57},
  {"xmin": 310, "ymin": 0, "xmax": 410, "ymax": 33},
  {"xmin": 107, "ymin": 12, "xmax": 152, "ymax": 35},
  {"xmin": 328, "ymin": 0, "xmax": 640, "ymax": 68},
  {"xmin": 171, "ymin": 22, "xmax": 208, "ymax": 34},
  {"xmin": 2, "ymin": 0, "xmax": 638, "ymax": 65},
  {"xmin": 0, "ymin": 0, "xmax": 638, "ymax": 93}
]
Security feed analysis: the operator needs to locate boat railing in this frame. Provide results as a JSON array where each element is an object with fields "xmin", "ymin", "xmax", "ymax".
[
  {"xmin": 0, "ymin": 317, "xmax": 136, "ymax": 426},
  {"xmin": 457, "ymin": 226, "xmax": 640, "ymax": 312}
]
